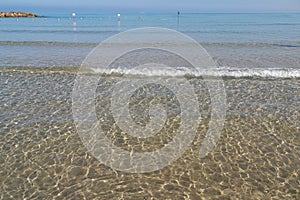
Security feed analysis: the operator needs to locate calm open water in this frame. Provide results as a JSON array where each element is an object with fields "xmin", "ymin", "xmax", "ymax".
[{"xmin": 0, "ymin": 13, "xmax": 300, "ymax": 75}]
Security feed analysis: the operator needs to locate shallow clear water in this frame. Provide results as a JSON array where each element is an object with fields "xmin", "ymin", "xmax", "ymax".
[{"xmin": 0, "ymin": 70, "xmax": 299, "ymax": 199}]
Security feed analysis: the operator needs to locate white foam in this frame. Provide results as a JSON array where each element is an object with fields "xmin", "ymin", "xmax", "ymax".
[{"xmin": 91, "ymin": 67, "xmax": 300, "ymax": 78}]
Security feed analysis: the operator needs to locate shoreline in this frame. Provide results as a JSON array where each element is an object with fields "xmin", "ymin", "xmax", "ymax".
[{"xmin": 0, "ymin": 66, "xmax": 299, "ymax": 79}]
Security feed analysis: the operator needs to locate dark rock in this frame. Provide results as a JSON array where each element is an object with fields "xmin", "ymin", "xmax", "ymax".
[{"xmin": 0, "ymin": 12, "xmax": 39, "ymax": 18}]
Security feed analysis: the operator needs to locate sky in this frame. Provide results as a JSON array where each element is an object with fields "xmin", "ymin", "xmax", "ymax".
[{"xmin": 1, "ymin": 0, "xmax": 300, "ymax": 13}]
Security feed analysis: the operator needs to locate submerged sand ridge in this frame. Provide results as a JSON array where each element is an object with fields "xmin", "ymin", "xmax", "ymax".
[{"xmin": 0, "ymin": 12, "xmax": 38, "ymax": 18}]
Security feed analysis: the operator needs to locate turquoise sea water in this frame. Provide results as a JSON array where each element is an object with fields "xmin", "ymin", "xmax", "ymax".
[
  {"xmin": 0, "ymin": 13, "xmax": 300, "ymax": 76},
  {"xmin": 1, "ymin": 13, "xmax": 300, "ymax": 43}
]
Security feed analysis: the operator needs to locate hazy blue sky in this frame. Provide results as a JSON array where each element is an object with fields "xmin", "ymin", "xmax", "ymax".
[{"xmin": 1, "ymin": 0, "xmax": 300, "ymax": 13}]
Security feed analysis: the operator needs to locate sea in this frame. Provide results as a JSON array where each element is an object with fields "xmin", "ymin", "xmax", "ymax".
[
  {"xmin": 1, "ymin": 13, "xmax": 300, "ymax": 76},
  {"xmin": 0, "ymin": 13, "xmax": 299, "ymax": 199}
]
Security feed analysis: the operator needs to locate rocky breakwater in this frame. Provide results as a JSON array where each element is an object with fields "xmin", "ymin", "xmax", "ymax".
[{"xmin": 0, "ymin": 12, "xmax": 38, "ymax": 18}]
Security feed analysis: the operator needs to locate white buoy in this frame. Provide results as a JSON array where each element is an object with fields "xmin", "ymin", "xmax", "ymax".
[{"xmin": 72, "ymin": 12, "xmax": 77, "ymax": 31}]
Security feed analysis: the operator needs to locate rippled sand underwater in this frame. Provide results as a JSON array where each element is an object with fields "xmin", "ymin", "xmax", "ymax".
[{"xmin": 0, "ymin": 69, "xmax": 299, "ymax": 199}]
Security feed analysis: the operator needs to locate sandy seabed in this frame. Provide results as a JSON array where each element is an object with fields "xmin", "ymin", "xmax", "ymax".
[{"xmin": 0, "ymin": 70, "xmax": 299, "ymax": 199}]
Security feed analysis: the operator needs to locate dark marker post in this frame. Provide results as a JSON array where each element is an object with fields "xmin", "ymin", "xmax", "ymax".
[{"xmin": 177, "ymin": 10, "xmax": 180, "ymax": 27}]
